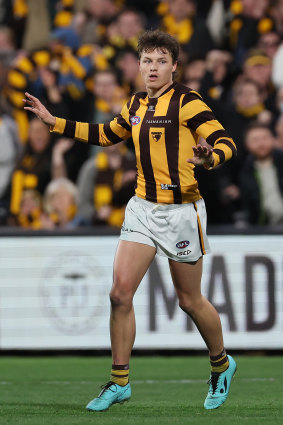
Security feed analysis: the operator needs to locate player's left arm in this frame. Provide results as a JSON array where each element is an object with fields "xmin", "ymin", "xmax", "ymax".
[{"xmin": 181, "ymin": 91, "xmax": 237, "ymax": 169}]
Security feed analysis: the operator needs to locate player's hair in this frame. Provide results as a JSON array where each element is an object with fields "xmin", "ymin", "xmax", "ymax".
[{"xmin": 137, "ymin": 30, "xmax": 179, "ymax": 64}]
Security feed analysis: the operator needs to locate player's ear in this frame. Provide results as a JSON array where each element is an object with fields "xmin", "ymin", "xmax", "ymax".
[{"xmin": 172, "ymin": 62, "xmax": 177, "ymax": 72}]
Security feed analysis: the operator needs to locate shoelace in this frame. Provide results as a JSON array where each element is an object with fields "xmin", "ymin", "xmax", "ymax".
[
  {"xmin": 207, "ymin": 372, "xmax": 220, "ymax": 394},
  {"xmin": 98, "ymin": 381, "xmax": 116, "ymax": 398}
]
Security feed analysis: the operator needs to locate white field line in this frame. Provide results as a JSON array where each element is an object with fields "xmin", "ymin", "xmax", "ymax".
[{"xmin": 0, "ymin": 378, "xmax": 276, "ymax": 385}]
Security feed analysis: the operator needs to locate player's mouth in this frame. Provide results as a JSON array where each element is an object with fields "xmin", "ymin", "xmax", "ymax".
[{"xmin": 149, "ymin": 74, "xmax": 158, "ymax": 81}]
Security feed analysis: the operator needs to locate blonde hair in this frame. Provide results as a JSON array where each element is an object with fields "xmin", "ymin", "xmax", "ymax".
[{"xmin": 44, "ymin": 178, "xmax": 77, "ymax": 214}]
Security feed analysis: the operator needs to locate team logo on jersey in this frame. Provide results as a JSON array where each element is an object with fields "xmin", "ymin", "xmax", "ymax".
[
  {"xmin": 176, "ymin": 240, "xmax": 190, "ymax": 249},
  {"xmin": 130, "ymin": 116, "xmax": 141, "ymax": 125},
  {"xmin": 151, "ymin": 131, "xmax": 162, "ymax": 142}
]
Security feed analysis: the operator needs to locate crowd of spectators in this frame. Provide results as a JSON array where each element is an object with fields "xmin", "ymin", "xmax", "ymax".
[{"xmin": 1, "ymin": 0, "xmax": 283, "ymax": 229}]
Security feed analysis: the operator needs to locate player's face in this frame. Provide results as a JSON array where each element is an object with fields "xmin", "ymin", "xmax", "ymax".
[{"xmin": 139, "ymin": 48, "xmax": 177, "ymax": 95}]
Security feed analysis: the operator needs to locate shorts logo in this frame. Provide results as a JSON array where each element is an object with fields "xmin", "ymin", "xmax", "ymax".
[
  {"xmin": 130, "ymin": 116, "xmax": 141, "ymax": 126},
  {"xmin": 152, "ymin": 131, "xmax": 162, "ymax": 142},
  {"xmin": 176, "ymin": 240, "xmax": 190, "ymax": 249},
  {"xmin": 177, "ymin": 249, "xmax": 191, "ymax": 256}
]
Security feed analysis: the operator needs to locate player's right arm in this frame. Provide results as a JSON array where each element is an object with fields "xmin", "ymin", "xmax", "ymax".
[{"xmin": 23, "ymin": 92, "xmax": 132, "ymax": 147}]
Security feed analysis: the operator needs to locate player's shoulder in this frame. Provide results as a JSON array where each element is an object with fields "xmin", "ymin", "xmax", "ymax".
[
  {"xmin": 126, "ymin": 91, "xmax": 147, "ymax": 109},
  {"xmin": 172, "ymin": 83, "xmax": 203, "ymax": 107}
]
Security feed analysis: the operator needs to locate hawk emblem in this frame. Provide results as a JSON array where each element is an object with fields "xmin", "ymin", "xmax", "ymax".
[{"xmin": 151, "ymin": 131, "xmax": 162, "ymax": 142}]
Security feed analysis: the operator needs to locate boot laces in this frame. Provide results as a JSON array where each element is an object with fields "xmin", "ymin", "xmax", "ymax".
[
  {"xmin": 98, "ymin": 381, "xmax": 116, "ymax": 398},
  {"xmin": 207, "ymin": 372, "xmax": 220, "ymax": 394}
]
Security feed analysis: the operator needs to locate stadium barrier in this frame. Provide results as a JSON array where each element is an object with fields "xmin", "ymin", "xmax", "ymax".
[{"xmin": 0, "ymin": 227, "xmax": 282, "ymax": 350}]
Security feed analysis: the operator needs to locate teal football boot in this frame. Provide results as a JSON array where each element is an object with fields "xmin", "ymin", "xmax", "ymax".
[
  {"xmin": 86, "ymin": 381, "xmax": 131, "ymax": 412},
  {"xmin": 204, "ymin": 355, "xmax": 237, "ymax": 410}
]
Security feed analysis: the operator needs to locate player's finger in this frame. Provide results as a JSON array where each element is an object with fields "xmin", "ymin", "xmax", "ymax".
[
  {"xmin": 23, "ymin": 99, "xmax": 34, "ymax": 106},
  {"xmin": 187, "ymin": 158, "xmax": 197, "ymax": 164},
  {"xmin": 25, "ymin": 92, "xmax": 38, "ymax": 102},
  {"xmin": 24, "ymin": 106, "xmax": 38, "ymax": 113}
]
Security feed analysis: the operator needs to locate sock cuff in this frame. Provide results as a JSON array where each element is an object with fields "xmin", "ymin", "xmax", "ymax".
[
  {"xmin": 210, "ymin": 349, "xmax": 226, "ymax": 361},
  {"xmin": 112, "ymin": 364, "xmax": 129, "ymax": 370}
]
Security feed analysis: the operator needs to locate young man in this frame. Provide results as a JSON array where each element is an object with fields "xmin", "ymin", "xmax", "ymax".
[
  {"xmin": 241, "ymin": 122, "xmax": 283, "ymax": 225},
  {"xmin": 23, "ymin": 30, "xmax": 237, "ymax": 411}
]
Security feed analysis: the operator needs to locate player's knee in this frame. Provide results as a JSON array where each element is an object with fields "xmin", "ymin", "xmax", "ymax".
[
  {"xmin": 109, "ymin": 280, "xmax": 133, "ymax": 308},
  {"xmin": 178, "ymin": 297, "xmax": 202, "ymax": 316}
]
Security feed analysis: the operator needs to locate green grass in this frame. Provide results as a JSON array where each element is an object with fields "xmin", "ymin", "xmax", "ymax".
[{"xmin": 1, "ymin": 356, "xmax": 282, "ymax": 425}]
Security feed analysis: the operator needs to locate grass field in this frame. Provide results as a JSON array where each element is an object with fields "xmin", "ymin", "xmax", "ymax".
[{"xmin": 1, "ymin": 355, "xmax": 282, "ymax": 425}]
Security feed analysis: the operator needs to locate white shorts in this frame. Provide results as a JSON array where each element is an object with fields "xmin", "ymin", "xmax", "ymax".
[{"xmin": 120, "ymin": 196, "xmax": 211, "ymax": 262}]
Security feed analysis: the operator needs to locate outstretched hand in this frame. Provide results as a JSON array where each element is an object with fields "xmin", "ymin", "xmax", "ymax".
[
  {"xmin": 23, "ymin": 92, "xmax": 56, "ymax": 127},
  {"xmin": 187, "ymin": 144, "xmax": 214, "ymax": 168}
]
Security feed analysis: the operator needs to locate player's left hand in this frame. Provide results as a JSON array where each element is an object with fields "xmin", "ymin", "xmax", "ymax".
[{"xmin": 187, "ymin": 144, "xmax": 214, "ymax": 168}]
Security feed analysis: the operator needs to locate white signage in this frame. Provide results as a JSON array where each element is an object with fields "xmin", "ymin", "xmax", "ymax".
[{"xmin": 0, "ymin": 235, "xmax": 282, "ymax": 349}]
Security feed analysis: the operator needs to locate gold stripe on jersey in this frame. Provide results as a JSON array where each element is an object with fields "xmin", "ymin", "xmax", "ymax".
[
  {"xmin": 75, "ymin": 121, "xmax": 89, "ymax": 142},
  {"xmin": 196, "ymin": 120, "xmax": 225, "ymax": 140},
  {"xmin": 52, "ymin": 117, "xmax": 66, "ymax": 134}
]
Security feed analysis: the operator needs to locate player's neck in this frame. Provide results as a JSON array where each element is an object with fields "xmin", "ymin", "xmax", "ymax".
[{"xmin": 147, "ymin": 80, "xmax": 174, "ymax": 98}]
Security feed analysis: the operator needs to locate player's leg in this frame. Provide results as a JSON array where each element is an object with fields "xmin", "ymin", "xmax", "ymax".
[
  {"xmin": 169, "ymin": 257, "xmax": 224, "ymax": 354},
  {"xmin": 169, "ymin": 257, "xmax": 236, "ymax": 409},
  {"xmin": 87, "ymin": 240, "xmax": 156, "ymax": 412},
  {"xmin": 110, "ymin": 240, "xmax": 156, "ymax": 365}
]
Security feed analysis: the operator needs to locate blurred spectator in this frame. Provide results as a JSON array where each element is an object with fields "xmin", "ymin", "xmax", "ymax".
[
  {"xmin": 0, "ymin": 26, "xmax": 16, "ymax": 52},
  {"xmin": 240, "ymin": 122, "xmax": 283, "ymax": 225},
  {"xmin": 243, "ymin": 49, "xmax": 274, "ymax": 102},
  {"xmin": 257, "ymin": 31, "xmax": 281, "ymax": 59},
  {"xmin": 76, "ymin": 0, "xmax": 119, "ymax": 45},
  {"xmin": 115, "ymin": 48, "xmax": 145, "ymax": 95},
  {"xmin": 181, "ymin": 56, "xmax": 206, "ymax": 88},
  {"xmin": 271, "ymin": 0, "xmax": 283, "ymax": 37},
  {"xmin": 0, "ymin": 112, "xmax": 21, "ymax": 224},
  {"xmin": 41, "ymin": 177, "xmax": 79, "ymax": 229},
  {"xmin": 14, "ymin": 188, "xmax": 43, "ymax": 229},
  {"xmin": 226, "ymin": 0, "xmax": 274, "ymax": 66},
  {"xmin": 274, "ymin": 114, "xmax": 283, "ymax": 148},
  {"xmin": 158, "ymin": 0, "xmax": 214, "ymax": 58},
  {"xmin": 76, "ymin": 143, "xmax": 136, "ymax": 227},
  {"xmin": 93, "ymin": 69, "xmax": 127, "ymax": 123},
  {"xmin": 51, "ymin": 137, "xmax": 74, "ymax": 179},
  {"xmin": 9, "ymin": 118, "xmax": 53, "ymax": 220},
  {"xmin": 200, "ymin": 49, "xmax": 234, "ymax": 102},
  {"xmin": 101, "ymin": 7, "xmax": 145, "ymax": 66}
]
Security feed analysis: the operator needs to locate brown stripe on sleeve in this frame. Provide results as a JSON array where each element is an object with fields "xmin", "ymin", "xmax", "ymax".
[
  {"xmin": 103, "ymin": 123, "xmax": 124, "ymax": 144},
  {"xmin": 215, "ymin": 139, "xmax": 237, "ymax": 156},
  {"xmin": 117, "ymin": 114, "xmax": 131, "ymax": 131},
  {"xmin": 206, "ymin": 129, "xmax": 230, "ymax": 146},
  {"xmin": 187, "ymin": 110, "xmax": 215, "ymax": 132},
  {"xmin": 213, "ymin": 148, "xmax": 225, "ymax": 164},
  {"xmin": 181, "ymin": 91, "xmax": 202, "ymax": 108},
  {"xmin": 88, "ymin": 123, "xmax": 100, "ymax": 145},
  {"xmin": 64, "ymin": 120, "xmax": 76, "ymax": 138}
]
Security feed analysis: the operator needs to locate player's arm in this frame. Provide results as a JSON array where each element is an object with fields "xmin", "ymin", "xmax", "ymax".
[
  {"xmin": 23, "ymin": 92, "xmax": 132, "ymax": 147},
  {"xmin": 182, "ymin": 91, "xmax": 237, "ymax": 169}
]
